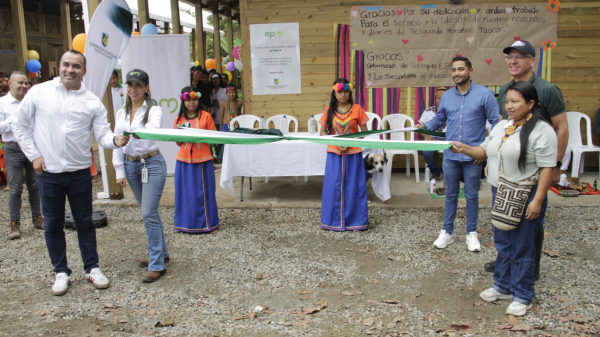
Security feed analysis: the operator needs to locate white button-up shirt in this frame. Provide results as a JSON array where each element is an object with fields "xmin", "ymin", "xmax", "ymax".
[
  {"xmin": 0, "ymin": 92, "xmax": 20, "ymax": 142},
  {"xmin": 112, "ymin": 101, "xmax": 163, "ymax": 179},
  {"xmin": 12, "ymin": 78, "xmax": 118, "ymax": 173}
]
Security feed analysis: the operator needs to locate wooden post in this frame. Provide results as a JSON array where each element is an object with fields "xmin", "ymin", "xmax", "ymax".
[
  {"xmin": 10, "ymin": 0, "xmax": 28, "ymax": 72},
  {"xmin": 212, "ymin": 8, "xmax": 221, "ymax": 72},
  {"xmin": 203, "ymin": 32, "xmax": 208, "ymax": 60},
  {"xmin": 137, "ymin": 0, "xmax": 150, "ymax": 27},
  {"xmin": 239, "ymin": 0, "xmax": 252, "ymax": 115},
  {"xmin": 86, "ymin": 0, "xmax": 123, "ymax": 199},
  {"xmin": 164, "ymin": 22, "xmax": 170, "ymax": 34},
  {"xmin": 60, "ymin": 0, "xmax": 73, "ymax": 50},
  {"xmin": 191, "ymin": 28, "xmax": 196, "ymax": 60},
  {"xmin": 170, "ymin": 0, "xmax": 181, "ymax": 34},
  {"xmin": 101, "ymin": 84, "xmax": 123, "ymax": 199},
  {"xmin": 195, "ymin": 3, "xmax": 205, "ymax": 65}
]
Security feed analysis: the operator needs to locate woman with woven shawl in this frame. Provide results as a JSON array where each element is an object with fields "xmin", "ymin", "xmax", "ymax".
[{"xmin": 451, "ymin": 81, "xmax": 556, "ymax": 317}]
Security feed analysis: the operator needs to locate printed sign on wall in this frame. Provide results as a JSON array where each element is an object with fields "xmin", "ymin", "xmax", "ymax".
[
  {"xmin": 250, "ymin": 23, "xmax": 302, "ymax": 95},
  {"xmin": 350, "ymin": 3, "xmax": 557, "ymax": 87}
]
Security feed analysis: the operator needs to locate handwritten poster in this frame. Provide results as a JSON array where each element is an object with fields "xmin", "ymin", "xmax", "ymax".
[
  {"xmin": 250, "ymin": 23, "xmax": 302, "ymax": 95},
  {"xmin": 350, "ymin": 4, "xmax": 557, "ymax": 87}
]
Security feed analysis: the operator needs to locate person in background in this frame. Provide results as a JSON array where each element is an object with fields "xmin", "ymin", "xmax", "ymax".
[
  {"xmin": 12, "ymin": 50, "xmax": 129, "ymax": 296},
  {"xmin": 0, "ymin": 72, "xmax": 7, "ymax": 189},
  {"xmin": 319, "ymin": 78, "xmax": 369, "ymax": 231},
  {"xmin": 219, "ymin": 84, "xmax": 243, "ymax": 132},
  {"xmin": 0, "ymin": 71, "xmax": 43, "ymax": 239},
  {"xmin": 173, "ymin": 86, "xmax": 219, "ymax": 233},
  {"xmin": 415, "ymin": 56, "xmax": 499, "ymax": 252},
  {"xmin": 0, "ymin": 72, "xmax": 9, "ymax": 97},
  {"xmin": 484, "ymin": 39, "xmax": 569, "ymax": 280},
  {"xmin": 595, "ymin": 108, "xmax": 600, "ymax": 134},
  {"xmin": 190, "ymin": 66, "xmax": 212, "ymax": 112},
  {"xmin": 113, "ymin": 69, "xmax": 169, "ymax": 283},
  {"xmin": 210, "ymin": 73, "xmax": 227, "ymax": 131},
  {"xmin": 418, "ymin": 88, "xmax": 447, "ymax": 183},
  {"xmin": 109, "ymin": 69, "xmax": 124, "ymax": 115},
  {"xmin": 221, "ymin": 72, "xmax": 231, "ymax": 87},
  {"xmin": 451, "ymin": 81, "xmax": 556, "ymax": 317}
]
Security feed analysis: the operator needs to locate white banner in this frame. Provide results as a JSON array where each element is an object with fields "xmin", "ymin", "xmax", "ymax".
[
  {"xmin": 250, "ymin": 23, "xmax": 302, "ymax": 95},
  {"xmin": 83, "ymin": 0, "xmax": 132, "ymax": 99},
  {"xmin": 120, "ymin": 35, "xmax": 190, "ymax": 174}
]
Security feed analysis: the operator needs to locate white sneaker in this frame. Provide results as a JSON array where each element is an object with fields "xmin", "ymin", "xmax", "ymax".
[
  {"xmin": 51, "ymin": 272, "xmax": 71, "ymax": 296},
  {"xmin": 433, "ymin": 230, "xmax": 454, "ymax": 249},
  {"xmin": 466, "ymin": 231, "xmax": 481, "ymax": 252},
  {"xmin": 506, "ymin": 301, "xmax": 532, "ymax": 316},
  {"xmin": 480, "ymin": 288, "xmax": 513, "ymax": 302},
  {"xmin": 85, "ymin": 268, "xmax": 110, "ymax": 289}
]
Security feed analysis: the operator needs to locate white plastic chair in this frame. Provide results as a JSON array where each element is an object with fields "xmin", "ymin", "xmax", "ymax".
[
  {"xmin": 266, "ymin": 114, "xmax": 299, "ymax": 133},
  {"xmin": 228, "ymin": 115, "xmax": 261, "ymax": 200},
  {"xmin": 263, "ymin": 114, "xmax": 300, "ymax": 183},
  {"xmin": 230, "ymin": 115, "xmax": 260, "ymax": 130},
  {"xmin": 365, "ymin": 112, "xmax": 383, "ymax": 130},
  {"xmin": 381, "ymin": 114, "xmax": 420, "ymax": 183},
  {"xmin": 308, "ymin": 113, "xmax": 323, "ymax": 134},
  {"xmin": 566, "ymin": 111, "xmax": 600, "ymax": 179}
]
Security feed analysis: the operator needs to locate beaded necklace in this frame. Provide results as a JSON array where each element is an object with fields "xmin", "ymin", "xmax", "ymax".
[
  {"xmin": 336, "ymin": 104, "xmax": 352, "ymax": 114},
  {"xmin": 503, "ymin": 112, "xmax": 532, "ymax": 142}
]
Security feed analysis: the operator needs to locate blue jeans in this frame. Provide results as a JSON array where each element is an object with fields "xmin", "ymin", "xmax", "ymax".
[
  {"xmin": 37, "ymin": 168, "xmax": 97, "ymax": 275},
  {"xmin": 125, "ymin": 153, "xmax": 169, "ymax": 272},
  {"xmin": 442, "ymin": 158, "xmax": 482, "ymax": 235},
  {"xmin": 492, "ymin": 185, "xmax": 546, "ymax": 304},
  {"xmin": 422, "ymin": 151, "xmax": 442, "ymax": 177}
]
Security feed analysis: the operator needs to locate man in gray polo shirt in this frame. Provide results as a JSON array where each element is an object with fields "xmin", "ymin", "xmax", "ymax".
[{"xmin": 485, "ymin": 40, "xmax": 568, "ymax": 280}]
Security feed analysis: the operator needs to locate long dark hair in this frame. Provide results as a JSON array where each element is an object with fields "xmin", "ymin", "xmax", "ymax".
[
  {"xmin": 507, "ymin": 81, "xmax": 551, "ymax": 172},
  {"xmin": 177, "ymin": 86, "xmax": 202, "ymax": 121},
  {"xmin": 124, "ymin": 84, "xmax": 153, "ymax": 125},
  {"xmin": 210, "ymin": 73, "xmax": 224, "ymax": 91},
  {"xmin": 325, "ymin": 78, "xmax": 353, "ymax": 135}
]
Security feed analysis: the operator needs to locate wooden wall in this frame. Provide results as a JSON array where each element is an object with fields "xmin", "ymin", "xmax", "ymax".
[
  {"xmin": 0, "ymin": 7, "xmax": 84, "ymax": 73},
  {"xmin": 240, "ymin": 0, "xmax": 600, "ymax": 168}
]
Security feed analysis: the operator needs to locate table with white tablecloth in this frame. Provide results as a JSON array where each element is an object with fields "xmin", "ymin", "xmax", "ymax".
[{"xmin": 219, "ymin": 132, "xmax": 390, "ymax": 201}]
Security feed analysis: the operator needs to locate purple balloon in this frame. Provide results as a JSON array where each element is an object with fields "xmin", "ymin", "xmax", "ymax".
[{"xmin": 226, "ymin": 62, "xmax": 236, "ymax": 72}]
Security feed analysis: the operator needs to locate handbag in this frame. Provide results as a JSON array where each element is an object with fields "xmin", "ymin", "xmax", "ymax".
[{"xmin": 491, "ymin": 141, "xmax": 540, "ymax": 231}]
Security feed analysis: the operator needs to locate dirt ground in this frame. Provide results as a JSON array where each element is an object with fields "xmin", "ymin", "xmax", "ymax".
[{"xmin": 1, "ymin": 175, "xmax": 599, "ymax": 336}]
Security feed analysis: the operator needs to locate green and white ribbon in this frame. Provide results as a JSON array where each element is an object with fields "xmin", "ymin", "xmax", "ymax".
[{"xmin": 125, "ymin": 128, "xmax": 451, "ymax": 151}]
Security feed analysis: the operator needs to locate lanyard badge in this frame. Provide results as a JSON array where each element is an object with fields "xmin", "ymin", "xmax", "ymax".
[{"xmin": 141, "ymin": 158, "xmax": 148, "ymax": 183}]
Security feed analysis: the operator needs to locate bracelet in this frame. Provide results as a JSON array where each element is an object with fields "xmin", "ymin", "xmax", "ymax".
[{"xmin": 113, "ymin": 137, "xmax": 118, "ymax": 146}]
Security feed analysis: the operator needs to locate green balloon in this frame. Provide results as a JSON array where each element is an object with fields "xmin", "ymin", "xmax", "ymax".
[{"xmin": 234, "ymin": 38, "xmax": 242, "ymax": 47}]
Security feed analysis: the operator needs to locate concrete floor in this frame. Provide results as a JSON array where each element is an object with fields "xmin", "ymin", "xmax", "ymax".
[{"xmin": 94, "ymin": 170, "xmax": 600, "ymax": 209}]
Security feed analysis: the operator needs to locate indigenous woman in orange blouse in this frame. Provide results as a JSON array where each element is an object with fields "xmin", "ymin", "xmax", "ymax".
[
  {"xmin": 173, "ymin": 86, "xmax": 219, "ymax": 233},
  {"xmin": 319, "ymin": 78, "xmax": 369, "ymax": 231}
]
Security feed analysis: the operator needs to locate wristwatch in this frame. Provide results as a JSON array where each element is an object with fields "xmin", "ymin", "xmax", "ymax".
[{"xmin": 556, "ymin": 161, "xmax": 562, "ymax": 169}]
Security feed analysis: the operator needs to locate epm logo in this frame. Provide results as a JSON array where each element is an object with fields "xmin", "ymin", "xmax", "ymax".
[
  {"xmin": 264, "ymin": 31, "xmax": 283, "ymax": 39},
  {"xmin": 101, "ymin": 32, "xmax": 109, "ymax": 47}
]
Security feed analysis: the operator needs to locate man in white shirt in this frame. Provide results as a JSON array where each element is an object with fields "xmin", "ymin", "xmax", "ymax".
[
  {"xmin": 0, "ymin": 71, "xmax": 43, "ymax": 240},
  {"xmin": 12, "ymin": 50, "xmax": 130, "ymax": 296},
  {"xmin": 110, "ymin": 69, "xmax": 124, "ymax": 114}
]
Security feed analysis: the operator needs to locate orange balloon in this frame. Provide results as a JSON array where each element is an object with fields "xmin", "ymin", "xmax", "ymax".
[
  {"xmin": 29, "ymin": 72, "xmax": 36, "ymax": 79},
  {"xmin": 132, "ymin": 32, "xmax": 141, "ymax": 36},
  {"xmin": 205, "ymin": 59, "xmax": 216, "ymax": 70},
  {"xmin": 72, "ymin": 33, "xmax": 87, "ymax": 53}
]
